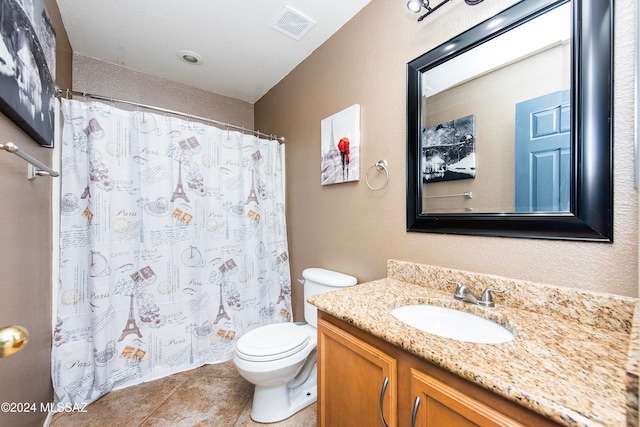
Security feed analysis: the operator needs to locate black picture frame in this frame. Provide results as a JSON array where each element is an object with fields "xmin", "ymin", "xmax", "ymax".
[
  {"xmin": 422, "ymin": 114, "xmax": 476, "ymax": 184},
  {"xmin": 0, "ymin": 0, "xmax": 56, "ymax": 148},
  {"xmin": 406, "ymin": 0, "xmax": 613, "ymax": 242}
]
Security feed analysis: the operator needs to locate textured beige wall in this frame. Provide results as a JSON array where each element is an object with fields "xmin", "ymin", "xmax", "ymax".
[
  {"xmin": 0, "ymin": 1, "xmax": 72, "ymax": 426},
  {"xmin": 255, "ymin": 0, "xmax": 638, "ymax": 322},
  {"xmin": 72, "ymin": 55, "xmax": 254, "ymax": 130}
]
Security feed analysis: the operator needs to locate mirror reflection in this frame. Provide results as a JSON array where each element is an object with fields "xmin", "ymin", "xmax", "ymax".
[
  {"xmin": 420, "ymin": 2, "xmax": 571, "ymax": 214},
  {"xmin": 406, "ymin": 0, "xmax": 613, "ymax": 241}
]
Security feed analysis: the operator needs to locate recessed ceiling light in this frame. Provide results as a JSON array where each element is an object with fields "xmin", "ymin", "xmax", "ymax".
[{"xmin": 177, "ymin": 50, "xmax": 203, "ymax": 65}]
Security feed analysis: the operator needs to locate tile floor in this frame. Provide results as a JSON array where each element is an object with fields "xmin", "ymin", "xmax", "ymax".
[{"xmin": 50, "ymin": 360, "xmax": 317, "ymax": 427}]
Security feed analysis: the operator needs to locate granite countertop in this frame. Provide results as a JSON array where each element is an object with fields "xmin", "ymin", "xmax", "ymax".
[{"xmin": 308, "ymin": 260, "xmax": 638, "ymax": 427}]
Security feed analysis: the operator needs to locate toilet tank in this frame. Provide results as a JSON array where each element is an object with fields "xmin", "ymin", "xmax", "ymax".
[{"xmin": 302, "ymin": 268, "xmax": 357, "ymax": 328}]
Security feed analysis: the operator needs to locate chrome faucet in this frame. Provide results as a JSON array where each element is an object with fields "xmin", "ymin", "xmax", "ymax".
[{"xmin": 447, "ymin": 280, "xmax": 504, "ymax": 308}]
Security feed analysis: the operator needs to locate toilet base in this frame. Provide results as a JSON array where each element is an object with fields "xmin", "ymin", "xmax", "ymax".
[{"xmin": 250, "ymin": 365, "xmax": 318, "ymax": 423}]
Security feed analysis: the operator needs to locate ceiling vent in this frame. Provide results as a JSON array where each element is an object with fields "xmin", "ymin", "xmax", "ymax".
[{"xmin": 270, "ymin": 5, "xmax": 316, "ymax": 41}]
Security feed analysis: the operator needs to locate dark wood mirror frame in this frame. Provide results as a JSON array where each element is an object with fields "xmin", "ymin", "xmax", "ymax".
[{"xmin": 406, "ymin": 0, "xmax": 613, "ymax": 242}]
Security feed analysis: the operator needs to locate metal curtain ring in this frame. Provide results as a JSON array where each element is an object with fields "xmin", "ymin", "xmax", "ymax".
[{"xmin": 365, "ymin": 160, "xmax": 389, "ymax": 191}]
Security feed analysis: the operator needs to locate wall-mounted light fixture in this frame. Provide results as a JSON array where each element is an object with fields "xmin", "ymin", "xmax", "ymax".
[{"xmin": 407, "ymin": 0, "xmax": 484, "ymax": 22}]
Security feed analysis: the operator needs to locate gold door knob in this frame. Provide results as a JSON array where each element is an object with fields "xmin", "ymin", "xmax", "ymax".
[{"xmin": 0, "ymin": 325, "xmax": 29, "ymax": 358}]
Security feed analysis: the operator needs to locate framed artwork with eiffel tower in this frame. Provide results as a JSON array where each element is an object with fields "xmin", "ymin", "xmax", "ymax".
[{"xmin": 320, "ymin": 104, "xmax": 360, "ymax": 186}]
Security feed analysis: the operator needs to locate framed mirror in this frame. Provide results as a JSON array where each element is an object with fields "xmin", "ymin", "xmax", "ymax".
[{"xmin": 406, "ymin": 0, "xmax": 613, "ymax": 241}]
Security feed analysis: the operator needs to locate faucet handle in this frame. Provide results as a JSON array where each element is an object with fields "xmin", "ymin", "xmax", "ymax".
[
  {"xmin": 446, "ymin": 279, "xmax": 466, "ymax": 299},
  {"xmin": 478, "ymin": 288, "xmax": 504, "ymax": 308}
]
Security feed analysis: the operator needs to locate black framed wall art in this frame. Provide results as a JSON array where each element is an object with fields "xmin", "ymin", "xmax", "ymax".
[{"xmin": 0, "ymin": 0, "xmax": 56, "ymax": 147}]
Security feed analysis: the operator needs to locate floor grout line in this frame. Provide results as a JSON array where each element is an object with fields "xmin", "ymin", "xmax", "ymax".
[
  {"xmin": 136, "ymin": 370, "xmax": 194, "ymax": 426},
  {"xmin": 233, "ymin": 393, "xmax": 254, "ymax": 427}
]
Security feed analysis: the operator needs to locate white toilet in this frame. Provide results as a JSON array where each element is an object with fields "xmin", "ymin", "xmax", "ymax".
[{"xmin": 232, "ymin": 268, "xmax": 357, "ymax": 423}]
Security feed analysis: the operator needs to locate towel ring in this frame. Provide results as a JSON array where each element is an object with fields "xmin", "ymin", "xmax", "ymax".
[{"xmin": 366, "ymin": 160, "xmax": 389, "ymax": 191}]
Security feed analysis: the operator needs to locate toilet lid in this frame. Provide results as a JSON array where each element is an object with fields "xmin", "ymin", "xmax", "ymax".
[{"xmin": 236, "ymin": 323, "xmax": 310, "ymax": 362}]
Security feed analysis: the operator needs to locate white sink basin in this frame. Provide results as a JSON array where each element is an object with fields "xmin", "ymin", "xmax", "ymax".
[{"xmin": 390, "ymin": 304, "xmax": 515, "ymax": 344}]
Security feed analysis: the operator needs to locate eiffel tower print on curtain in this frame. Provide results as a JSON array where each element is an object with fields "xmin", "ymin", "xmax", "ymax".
[
  {"xmin": 245, "ymin": 150, "xmax": 263, "ymax": 205},
  {"xmin": 171, "ymin": 160, "xmax": 190, "ymax": 202},
  {"xmin": 245, "ymin": 169, "xmax": 259, "ymax": 205},
  {"xmin": 118, "ymin": 294, "xmax": 142, "ymax": 341}
]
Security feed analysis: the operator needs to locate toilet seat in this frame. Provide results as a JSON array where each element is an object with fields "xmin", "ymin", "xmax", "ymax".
[{"xmin": 235, "ymin": 323, "xmax": 310, "ymax": 362}]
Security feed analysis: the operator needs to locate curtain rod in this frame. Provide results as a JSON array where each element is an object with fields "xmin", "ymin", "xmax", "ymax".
[{"xmin": 56, "ymin": 88, "xmax": 285, "ymax": 144}]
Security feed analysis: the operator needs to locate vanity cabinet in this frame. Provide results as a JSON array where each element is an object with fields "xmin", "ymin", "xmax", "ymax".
[
  {"xmin": 317, "ymin": 312, "xmax": 562, "ymax": 427},
  {"xmin": 317, "ymin": 315, "xmax": 397, "ymax": 426}
]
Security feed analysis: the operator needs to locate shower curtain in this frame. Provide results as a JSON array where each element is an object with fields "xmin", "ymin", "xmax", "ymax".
[{"xmin": 53, "ymin": 98, "xmax": 292, "ymax": 405}]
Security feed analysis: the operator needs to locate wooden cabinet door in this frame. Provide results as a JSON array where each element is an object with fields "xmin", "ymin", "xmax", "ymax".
[
  {"xmin": 410, "ymin": 368, "xmax": 525, "ymax": 427},
  {"xmin": 318, "ymin": 318, "xmax": 398, "ymax": 427}
]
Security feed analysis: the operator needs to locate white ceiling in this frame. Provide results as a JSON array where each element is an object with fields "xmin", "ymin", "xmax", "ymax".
[{"xmin": 55, "ymin": 0, "xmax": 372, "ymax": 104}]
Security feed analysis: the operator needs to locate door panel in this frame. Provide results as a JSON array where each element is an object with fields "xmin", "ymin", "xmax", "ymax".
[{"xmin": 515, "ymin": 90, "xmax": 570, "ymax": 212}]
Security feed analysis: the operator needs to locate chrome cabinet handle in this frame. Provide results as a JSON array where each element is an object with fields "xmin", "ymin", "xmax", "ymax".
[
  {"xmin": 411, "ymin": 396, "xmax": 421, "ymax": 427},
  {"xmin": 379, "ymin": 377, "xmax": 389, "ymax": 427}
]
